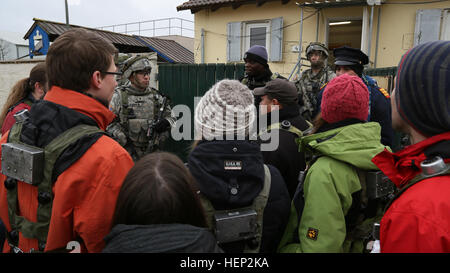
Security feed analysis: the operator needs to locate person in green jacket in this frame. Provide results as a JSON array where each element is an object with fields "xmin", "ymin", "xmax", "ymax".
[{"xmin": 278, "ymin": 74, "xmax": 388, "ymax": 253}]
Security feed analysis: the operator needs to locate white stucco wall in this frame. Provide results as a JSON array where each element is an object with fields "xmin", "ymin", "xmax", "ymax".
[{"xmin": 0, "ymin": 61, "xmax": 44, "ymax": 111}]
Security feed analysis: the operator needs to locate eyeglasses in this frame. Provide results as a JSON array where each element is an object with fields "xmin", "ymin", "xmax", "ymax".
[
  {"xmin": 101, "ymin": 71, "xmax": 122, "ymax": 80},
  {"xmin": 102, "ymin": 71, "xmax": 123, "ymax": 76}
]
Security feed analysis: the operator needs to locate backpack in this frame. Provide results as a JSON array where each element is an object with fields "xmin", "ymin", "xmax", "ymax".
[
  {"xmin": 1, "ymin": 110, "xmax": 106, "ymax": 253},
  {"xmin": 198, "ymin": 164, "xmax": 271, "ymax": 253}
]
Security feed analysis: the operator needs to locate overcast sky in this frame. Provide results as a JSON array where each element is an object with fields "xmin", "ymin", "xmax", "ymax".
[{"xmin": 0, "ymin": 0, "xmax": 194, "ymax": 39}]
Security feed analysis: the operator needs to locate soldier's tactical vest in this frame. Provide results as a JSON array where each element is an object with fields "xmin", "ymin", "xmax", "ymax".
[
  {"xmin": 119, "ymin": 87, "xmax": 159, "ymax": 148},
  {"xmin": 2, "ymin": 111, "xmax": 105, "ymax": 252},
  {"xmin": 199, "ymin": 165, "xmax": 271, "ymax": 253}
]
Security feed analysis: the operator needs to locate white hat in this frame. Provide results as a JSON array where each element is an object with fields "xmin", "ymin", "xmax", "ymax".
[{"xmin": 194, "ymin": 79, "xmax": 256, "ymax": 140}]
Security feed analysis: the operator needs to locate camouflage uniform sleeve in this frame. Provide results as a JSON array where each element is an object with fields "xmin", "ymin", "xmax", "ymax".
[{"xmin": 107, "ymin": 90, "xmax": 128, "ymax": 146}]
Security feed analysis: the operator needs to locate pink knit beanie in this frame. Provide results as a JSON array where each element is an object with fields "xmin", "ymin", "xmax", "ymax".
[{"xmin": 321, "ymin": 74, "xmax": 369, "ymax": 123}]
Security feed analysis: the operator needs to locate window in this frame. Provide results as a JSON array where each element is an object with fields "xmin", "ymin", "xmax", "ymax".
[
  {"xmin": 227, "ymin": 17, "xmax": 283, "ymax": 62},
  {"xmin": 414, "ymin": 8, "xmax": 450, "ymax": 46},
  {"xmin": 244, "ymin": 22, "xmax": 270, "ymax": 52}
]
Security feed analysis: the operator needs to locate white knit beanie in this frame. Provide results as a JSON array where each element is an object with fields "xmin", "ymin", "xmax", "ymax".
[{"xmin": 194, "ymin": 79, "xmax": 256, "ymax": 140}]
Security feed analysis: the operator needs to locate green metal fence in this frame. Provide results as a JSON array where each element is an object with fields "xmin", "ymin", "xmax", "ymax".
[
  {"xmin": 158, "ymin": 63, "xmax": 245, "ymax": 161},
  {"xmin": 158, "ymin": 64, "xmax": 399, "ymax": 160}
]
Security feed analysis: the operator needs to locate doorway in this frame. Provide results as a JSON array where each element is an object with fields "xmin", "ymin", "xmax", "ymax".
[{"xmin": 327, "ymin": 19, "xmax": 362, "ymax": 64}]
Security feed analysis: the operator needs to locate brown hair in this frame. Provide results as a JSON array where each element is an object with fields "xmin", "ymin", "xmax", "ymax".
[
  {"xmin": 311, "ymin": 112, "xmax": 327, "ymax": 134},
  {"xmin": 0, "ymin": 62, "xmax": 47, "ymax": 128},
  {"xmin": 46, "ymin": 28, "xmax": 118, "ymax": 92},
  {"xmin": 112, "ymin": 152, "xmax": 207, "ymax": 228}
]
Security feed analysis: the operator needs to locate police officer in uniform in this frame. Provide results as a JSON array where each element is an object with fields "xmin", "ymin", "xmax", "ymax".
[
  {"xmin": 316, "ymin": 46, "xmax": 394, "ymax": 147},
  {"xmin": 295, "ymin": 42, "xmax": 335, "ymax": 121},
  {"xmin": 107, "ymin": 55, "xmax": 176, "ymax": 161}
]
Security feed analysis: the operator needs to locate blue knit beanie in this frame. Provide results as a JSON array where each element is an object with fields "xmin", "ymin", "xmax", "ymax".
[
  {"xmin": 395, "ymin": 40, "xmax": 450, "ymax": 137},
  {"xmin": 244, "ymin": 45, "xmax": 268, "ymax": 65}
]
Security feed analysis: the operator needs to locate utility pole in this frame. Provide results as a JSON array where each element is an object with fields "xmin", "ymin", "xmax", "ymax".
[{"xmin": 65, "ymin": 0, "xmax": 69, "ymax": 25}]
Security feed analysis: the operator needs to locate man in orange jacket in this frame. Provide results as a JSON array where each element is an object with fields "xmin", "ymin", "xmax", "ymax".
[{"xmin": 0, "ymin": 28, "xmax": 134, "ymax": 253}]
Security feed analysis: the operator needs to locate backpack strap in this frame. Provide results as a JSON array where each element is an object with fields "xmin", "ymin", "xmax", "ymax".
[
  {"xmin": 5, "ymin": 123, "xmax": 104, "ymax": 252},
  {"xmin": 198, "ymin": 164, "xmax": 271, "ymax": 253},
  {"xmin": 262, "ymin": 120, "xmax": 313, "ymax": 139},
  {"xmin": 384, "ymin": 163, "xmax": 450, "ymax": 213},
  {"xmin": 246, "ymin": 164, "xmax": 271, "ymax": 253}
]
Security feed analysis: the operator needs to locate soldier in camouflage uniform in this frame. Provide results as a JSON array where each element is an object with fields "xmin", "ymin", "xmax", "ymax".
[
  {"xmin": 107, "ymin": 55, "xmax": 176, "ymax": 161},
  {"xmin": 295, "ymin": 42, "xmax": 335, "ymax": 121}
]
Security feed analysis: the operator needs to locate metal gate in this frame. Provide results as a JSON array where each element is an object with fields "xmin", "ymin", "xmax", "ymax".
[{"xmin": 158, "ymin": 63, "xmax": 245, "ymax": 161}]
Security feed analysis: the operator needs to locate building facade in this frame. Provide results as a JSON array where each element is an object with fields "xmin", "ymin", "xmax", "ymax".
[{"xmin": 178, "ymin": 0, "xmax": 450, "ymax": 78}]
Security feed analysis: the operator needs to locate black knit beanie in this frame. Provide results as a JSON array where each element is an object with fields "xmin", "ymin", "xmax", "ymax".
[{"xmin": 395, "ymin": 40, "xmax": 450, "ymax": 137}]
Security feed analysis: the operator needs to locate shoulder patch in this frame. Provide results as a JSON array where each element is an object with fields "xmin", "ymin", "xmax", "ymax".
[
  {"xmin": 320, "ymin": 82, "xmax": 328, "ymax": 90},
  {"xmin": 307, "ymin": 227, "xmax": 319, "ymax": 240},
  {"xmin": 378, "ymin": 88, "xmax": 390, "ymax": 99}
]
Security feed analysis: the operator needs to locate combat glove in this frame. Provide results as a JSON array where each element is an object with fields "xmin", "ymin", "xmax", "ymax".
[{"xmin": 154, "ymin": 119, "xmax": 170, "ymax": 133}]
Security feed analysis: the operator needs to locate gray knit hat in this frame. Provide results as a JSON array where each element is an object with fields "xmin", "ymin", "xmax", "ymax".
[
  {"xmin": 195, "ymin": 79, "xmax": 256, "ymax": 140},
  {"xmin": 395, "ymin": 40, "xmax": 450, "ymax": 137}
]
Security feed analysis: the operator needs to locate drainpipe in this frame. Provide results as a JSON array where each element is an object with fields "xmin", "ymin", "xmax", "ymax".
[
  {"xmin": 65, "ymin": 0, "xmax": 69, "ymax": 25},
  {"xmin": 201, "ymin": 28, "xmax": 205, "ymax": 64},
  {"xmin": 316, "ymin": 9, "xmax": 320, "ymax": 41},
  {"xmin": 368, "ymin": 4, "xmax": 374, "ymax": 66},
  {"xmin": 297, "ymin": 6, "xmax": 304, "ymax": 79},
  {"xmin": 374, "ymin": 6, "xmax": 381, "ymax": 68}
]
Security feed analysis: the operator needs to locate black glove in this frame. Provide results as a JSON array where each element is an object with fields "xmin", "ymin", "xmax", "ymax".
[{"xmin": 153, "ymin": 119, "xmax": 170, "ymax": 133}]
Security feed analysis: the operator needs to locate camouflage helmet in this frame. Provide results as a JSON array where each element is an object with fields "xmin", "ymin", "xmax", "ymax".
[
  {"xmin": 121, "ymin": 55, "xmax": 152, "ymax": 80},
  {"xmin": 305, "ymin": 42, "xmax": 329, "ymax": 59}
]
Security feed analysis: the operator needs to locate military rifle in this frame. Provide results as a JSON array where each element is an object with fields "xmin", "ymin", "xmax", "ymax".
[{"xmin": 146, "ymin": 93, "xmax": 170, "ymax": 153}]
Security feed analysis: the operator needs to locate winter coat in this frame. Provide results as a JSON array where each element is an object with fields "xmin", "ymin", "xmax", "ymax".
[
  {"xmin": 187, "ymin": 140, "xmax": 291, "ymax": 253},
  {"xmin": 372, "ymin": 132, "xmax": 450, "ymax": 253},
  {"xmin": 102, "ymin": 224, "xmax": 223, "ymax": 253},
  {"xmin": 0, "ymin": 86, "xmax": 134, "ymax": 252},
  {"xmin": 278, "ymin": 121, "xmax": 387, "ymax": 253},
  {"xmin": 260, "ymin": 104, "xmax": 310, "ymax": 198}
]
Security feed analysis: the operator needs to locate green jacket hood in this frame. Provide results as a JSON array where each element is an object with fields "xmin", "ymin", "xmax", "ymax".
[{"xmin": 300, "ymin": 122, "xmax": 387, "ymax": 170}]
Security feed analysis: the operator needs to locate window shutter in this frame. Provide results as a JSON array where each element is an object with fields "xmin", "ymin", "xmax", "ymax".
[
  {"xmin": 227, "ymin": 22, "xmax": 242, "ymax": 62},
  {"xmin": 441, "ymin": 10, "xmax": 450, "ymax": 40},
  {"xmin": 414, "ymin": 9, "xmax": 442, "ymax": 46},
  {"xmin": 269, "ymin": 17, "xmax": 283, "ymax": 62}
]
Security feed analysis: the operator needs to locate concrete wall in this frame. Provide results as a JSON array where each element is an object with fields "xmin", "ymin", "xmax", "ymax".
[
  {"xmin": 157, "ymin": 35, "xmax": 194, "ymax": 52},
  {"xmin": 0, "ymin": 61, "xmax": 44, "ymax": 111}
]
